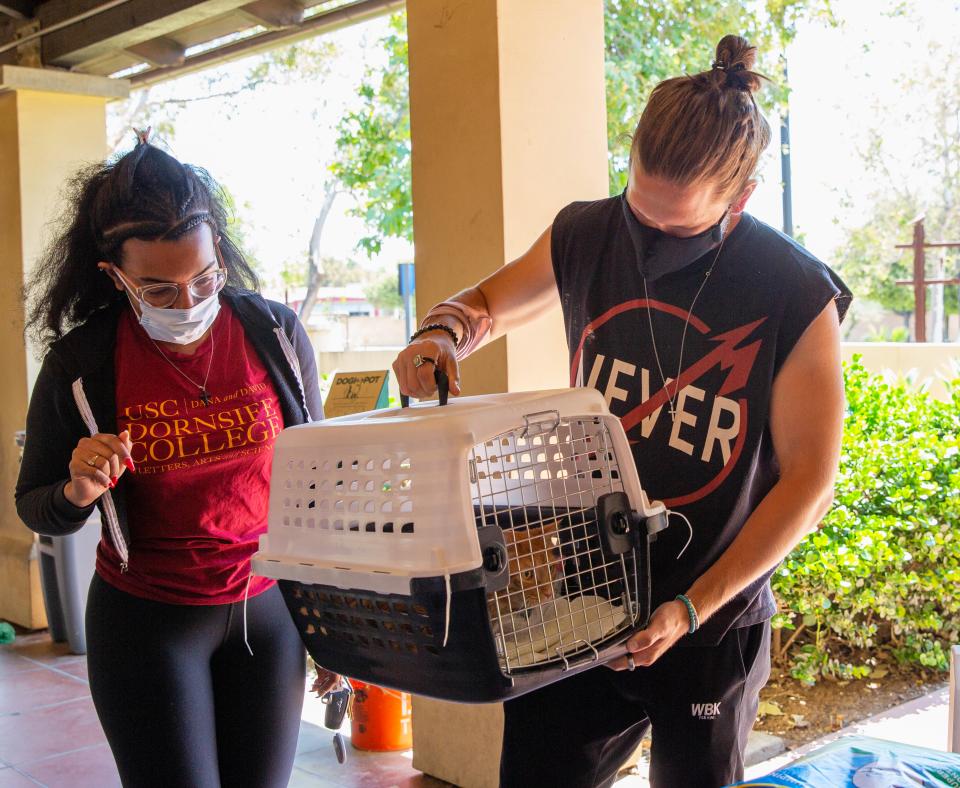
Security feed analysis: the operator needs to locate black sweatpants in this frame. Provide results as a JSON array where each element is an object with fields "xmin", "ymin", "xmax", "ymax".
[
  {"xmin": 501, "ymin": 620, "xmax": 770, "ymax": 788},
  {"xmin": 85, "ymin": 574, "xmax": 306, "ymax": 788}
]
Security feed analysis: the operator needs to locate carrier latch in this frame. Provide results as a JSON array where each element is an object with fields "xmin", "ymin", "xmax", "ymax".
[
  {"xmin": 477, "ymin": 525, "xmax": 510, "ymax": 592},
  {"xmin": 596, "ymin": 491, "xmax": 668, "ymax": 559}
]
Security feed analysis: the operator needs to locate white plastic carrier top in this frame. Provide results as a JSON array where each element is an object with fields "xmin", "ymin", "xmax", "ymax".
[{"xmin": 252, "ymin": 387, "xmax": 663, "ymax": 595}]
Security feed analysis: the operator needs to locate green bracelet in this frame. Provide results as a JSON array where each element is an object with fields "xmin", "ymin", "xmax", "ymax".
[{"xmin": 675, "ymin": 594, "xmax": 699, "ymax": 634}]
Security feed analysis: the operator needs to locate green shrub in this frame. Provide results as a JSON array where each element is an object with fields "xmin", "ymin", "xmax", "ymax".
[{"xmin": 771, "ymin": 356, "xmax": 960, "ymax": 685}]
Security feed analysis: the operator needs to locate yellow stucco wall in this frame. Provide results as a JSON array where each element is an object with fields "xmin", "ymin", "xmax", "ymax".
[
  {"xmin": 407, "ymin": 0, "xmax": 608, "ymax": 398},
  {"xmin": 406, "ymin": 2, "xmax": 609, "ymax": 784},
  {"xmin": 0, "ymin": 87, "xmax": 111, "ymax": 627},
  {"xmin": 843, "ymin": 342, "xmax": 960, "ymax": 400}
]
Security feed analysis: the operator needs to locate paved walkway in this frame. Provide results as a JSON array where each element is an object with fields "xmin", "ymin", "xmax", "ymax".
[
  {"xmin": 0, "ymin": 631, "xmax": 442, "ymax": 787},
  {"xmin": 1, "ymin": 629, "xmax": 952, "ymax": 786}
]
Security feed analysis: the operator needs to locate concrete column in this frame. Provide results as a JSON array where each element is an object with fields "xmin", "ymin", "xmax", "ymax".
[
  {"xmin": 0, "ymin": 65, "xmax": 128, "ymax": 627},
  {"xmin": 406, "ymin": 3, "xmax": 608, "ymax": 784},
  {"xmin": 408, "ymin": 0, "xmax": 608, "ymax": 395}
]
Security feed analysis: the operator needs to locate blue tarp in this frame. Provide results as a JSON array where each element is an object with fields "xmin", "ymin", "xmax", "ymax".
[{"xmin": 728, "ymin": 735, "xmax": 960, "ymax": 787}]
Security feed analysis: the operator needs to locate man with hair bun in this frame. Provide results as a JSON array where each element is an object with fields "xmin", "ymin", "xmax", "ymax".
[{"xmin": 394, "ymin": 34, "xmax": 852, "ymax": 787}]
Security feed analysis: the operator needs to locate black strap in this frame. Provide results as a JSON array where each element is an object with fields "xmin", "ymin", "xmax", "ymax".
[{"xmin": 400, "ymin": 368, "xmax": 449, "ymax": 409}]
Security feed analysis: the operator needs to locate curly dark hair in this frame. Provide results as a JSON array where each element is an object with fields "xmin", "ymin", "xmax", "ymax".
[{"xmin": 25, "ymin": 141, "xmax": 260, "ymax": 348}]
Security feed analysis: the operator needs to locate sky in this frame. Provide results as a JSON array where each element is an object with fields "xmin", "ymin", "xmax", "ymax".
[{"xmin": 106, "ymin": 0, "xmax": 960, "ymax": 294}]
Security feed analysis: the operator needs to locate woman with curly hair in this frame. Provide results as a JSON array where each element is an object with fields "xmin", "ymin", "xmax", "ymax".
[{"xmin": 17, "ymin": 135, "xmax": 321, "ymax": 787}]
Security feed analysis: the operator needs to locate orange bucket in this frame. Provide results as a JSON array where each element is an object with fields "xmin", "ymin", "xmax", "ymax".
[{"xmin": 349, "ymin": 680, "xmax": 413, "ymax": 751}]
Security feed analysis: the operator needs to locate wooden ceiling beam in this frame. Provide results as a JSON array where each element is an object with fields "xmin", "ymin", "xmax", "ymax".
[
  {"xmin": 35, "ymin": 0, "xmax": 251, "ymax": 67},
  {"xmin": 128, "ymin": 0, "xmax": 401, "ymax": 89},
  {"xmin": 125, "ymin": 35, "xmax": 184, "ymax": 67},
  {"xmin": 0, "ymin": 1, "xmax": 35, "ymax": 21},
  {"xmin": 238, "ymin": 0, "xmax": 303, "ymax": 29}
]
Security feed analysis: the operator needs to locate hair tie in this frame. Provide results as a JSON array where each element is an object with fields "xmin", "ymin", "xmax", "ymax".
[
  {"xmin": 133, "ymin": 127, "xmax": 152, "ymax": 146},
  {"xmin": 712, "ymin": 61, "xmax": 747, "ymax": 74}
]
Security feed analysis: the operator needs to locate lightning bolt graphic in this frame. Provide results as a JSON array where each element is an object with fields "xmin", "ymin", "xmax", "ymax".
[
  {"xmin": 569, "ymin": 298, "xmax": 712, "ymax": 385},
  {"xmin": 619, "ymin": 317, "xmax": 766, "ymax": 436}
]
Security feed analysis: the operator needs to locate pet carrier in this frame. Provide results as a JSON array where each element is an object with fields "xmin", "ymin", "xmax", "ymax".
[{"xmin": 252, "ymin": 387, "xmax": 672, "ymax": 703}]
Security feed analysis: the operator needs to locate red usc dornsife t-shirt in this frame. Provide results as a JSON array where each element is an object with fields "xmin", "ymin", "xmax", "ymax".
[{"xmin": 97, "ymin": 302, "xmax": 283, "ymax": 604}]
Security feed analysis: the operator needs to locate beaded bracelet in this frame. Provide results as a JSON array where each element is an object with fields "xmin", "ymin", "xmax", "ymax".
[
  {"xmin": 411, "ymin": 323, "xmax": 459, "ymax": 347},
  {"xmin": 675, "ymin": 594, "xmax": 700, "ymax": 634}
]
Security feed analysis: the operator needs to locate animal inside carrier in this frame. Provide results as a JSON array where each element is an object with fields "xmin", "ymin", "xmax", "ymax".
[{"xmin": 252, "ymin": 387, "xmax": 673, "ymax": 703}]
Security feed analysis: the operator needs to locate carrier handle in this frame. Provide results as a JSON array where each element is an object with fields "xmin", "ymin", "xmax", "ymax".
[
  {"xmin": 399, "ymin": 368, "xmax": 450, "ymax": 409},
  {"xmin": 556, "ymin": 640, "xmax": 600, "ymax": 672}
]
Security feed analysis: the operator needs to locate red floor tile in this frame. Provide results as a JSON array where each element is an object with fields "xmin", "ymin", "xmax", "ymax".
[
  {"xmin": 0, "ymin": 652, "xmax": 43, "ymax": 680},
  {"xmin": 17, "ymin": 744, "xmax": 120, "ymax": 788},
  {"xmin": 49, "ymin": 662, "xmax": 88, "ymax": 683},
  {"xmin": 0, "ymin": 767, "xmax": 44, "ymax": 787},
  {"xmin": 0, "ymin": 697, "xmax": 108, "ymax": 766},
  {"xmin": 0, "ymin": 669, "xmax": 89, "ymax": 716},
  {"xmin": 5, "ymin": 636, "xmax": 84, "ymax": 670},
  {"xmin": 2, "ymin": 634, "xmax": 446, "ymax": 787}
]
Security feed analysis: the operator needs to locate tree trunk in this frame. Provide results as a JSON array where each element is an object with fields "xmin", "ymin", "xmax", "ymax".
[{"xmin": 298, "ymin": 183, "xmax": 338, "ymax": 325}]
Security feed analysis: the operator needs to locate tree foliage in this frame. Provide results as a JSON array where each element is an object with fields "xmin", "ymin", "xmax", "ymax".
[
  {"xmin": 364, "ymin": 270, "xmax": 404, "ymax": 312},
  {"xmin": 330, "ymin": 2, "xmax": 834, "ymax": 254},
  {"xmin": 833, "ymin": 35, "xmax": 960, "ymax": 317},
  {"xmin": 314, "ymin": 256, "xmax": 365, "ymax": 288},
  {"xmin": 329, "ymin": 14, "xmax": 411, "ymax": 256}
]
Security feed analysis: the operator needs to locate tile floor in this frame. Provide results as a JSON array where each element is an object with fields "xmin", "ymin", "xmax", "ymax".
[
  {"xmin": 0, "ymin": 631, "xmax": 448, "ymax": 788},
  {"xmin": 12, "ymin": 627, "xmax": 950, "ymax": 787}
]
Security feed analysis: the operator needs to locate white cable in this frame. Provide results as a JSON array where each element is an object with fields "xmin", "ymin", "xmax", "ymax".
[
  {"xmin": 667, "ymin": 510, "xmax": 694, "ymax": 560},
  {"xmin": 242, "ymin": 572, "xmax": 254, "ymax": 656},
  {"xmin": 442, "ymin": 573, "xmax": 452, "ymax": 648}
]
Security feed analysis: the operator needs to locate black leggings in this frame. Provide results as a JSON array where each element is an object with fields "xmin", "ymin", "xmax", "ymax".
[{"xmin": 85, "ymin": 574, "xmax": 305, "ymax": 788}]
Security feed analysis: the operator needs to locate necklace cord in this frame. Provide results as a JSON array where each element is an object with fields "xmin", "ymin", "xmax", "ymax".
[
  {"xmin": 147, "ymin": 325, "xmax": 216, "ymax": 401},
  {"xmin": 642, "ymin": 235, "xmax": 727, "ymax": 422}
]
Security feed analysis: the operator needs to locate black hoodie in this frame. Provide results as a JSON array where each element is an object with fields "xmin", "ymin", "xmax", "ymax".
[{"xmin": 15, "ymin": 289, "xmax": 323, "ymax": 572}]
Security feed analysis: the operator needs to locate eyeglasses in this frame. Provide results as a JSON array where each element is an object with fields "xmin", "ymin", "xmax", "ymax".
[{"xmin": 113, "ymin": 265, "xmax": 227, "ymax": 309}]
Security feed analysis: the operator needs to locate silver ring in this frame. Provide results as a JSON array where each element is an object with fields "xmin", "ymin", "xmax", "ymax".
[
  {"xmin": 626, "ymin": 653, "xmax": 636, "ymax": 671},
  {"xmin": 413, "ymin": 354, "xmax": 436, "ymax": 369}
]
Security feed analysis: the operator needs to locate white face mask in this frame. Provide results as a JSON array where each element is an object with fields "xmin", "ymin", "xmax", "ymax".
[
  {"xmin": 134, "ymin": 293, "xmax": 221, "ymax": 345},
  {"xmin": 111, "ymin": 263, "xmax": 223, "ymax": 345}
]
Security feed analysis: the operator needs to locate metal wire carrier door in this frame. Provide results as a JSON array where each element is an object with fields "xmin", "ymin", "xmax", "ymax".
[{"xmin": 470, "ymin": 409, "xmax": 647, "ymax": 675}]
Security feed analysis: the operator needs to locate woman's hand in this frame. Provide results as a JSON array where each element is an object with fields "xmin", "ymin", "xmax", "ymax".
[
  {"xmin": 64, "ymin": 430, "xmax": 135, "ymax": 508},
  {"xmin": 393, "ymin": 331, "xmax": 462, "ymax": 399},
  {"xmin": 606, "ymin": 600, "xmax": 690, "ymax": 671}
]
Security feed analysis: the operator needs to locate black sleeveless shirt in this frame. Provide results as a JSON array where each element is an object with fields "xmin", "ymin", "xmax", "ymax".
[{"xmin": 551, "ymin": 195, "xmax": 852, "ymax": 644}]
